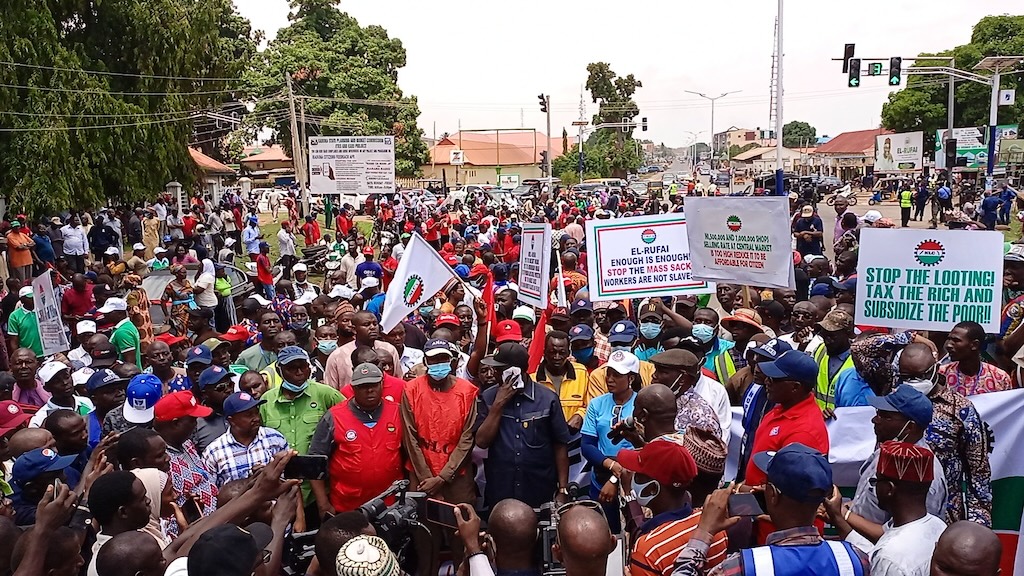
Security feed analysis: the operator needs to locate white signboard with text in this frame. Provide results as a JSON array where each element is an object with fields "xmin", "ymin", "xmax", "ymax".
[
  {"xmin": 874, "ymin": 131, "xmax": 924, "ymax": 172},
  {"xmin": 308, "ymin": 136, "xmax": 395, "ymax": 196},
  {"xmin": 517, "ymin": 223, "xmax": 552, "ymax": 308},
  {"xmin": 33, "ymin": 270, "xmax": 70, "ymax": 355}
]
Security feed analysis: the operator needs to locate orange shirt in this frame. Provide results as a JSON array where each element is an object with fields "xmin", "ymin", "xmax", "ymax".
[
  {"xmin": 402, "ymin": 376, "xmax": 478, "ymax": 477},
  {"xmin": 631, "ymin": 509, "xmax": 729, "ymax": 576},
  {"xmin": 6, "ymin": 231, "xmax": 34, "ymax": 268}
]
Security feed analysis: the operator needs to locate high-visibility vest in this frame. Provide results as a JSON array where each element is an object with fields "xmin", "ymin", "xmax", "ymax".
[
  {"xmin": 899, "ymin": 189, "xmax": 913, "ymax": 208},
  {"xmin": 740, "ymin": 541, "xmax": 865, "ymax": 576},
  {"xmin": 714, "ymin": 352, "xmax": 737, "ymax": 385},
  {"xmin": 813, "ymin": 347, "xmax": 854, "ymax": 410}
]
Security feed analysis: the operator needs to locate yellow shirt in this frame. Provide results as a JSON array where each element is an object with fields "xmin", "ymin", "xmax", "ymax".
[
  {"xmin": 532, "ymin": 362, "xmax": 590, "ymax": 422},
  {"xmin": 586, "ymin": 360, "xmax": 656, "ymax": 403}
]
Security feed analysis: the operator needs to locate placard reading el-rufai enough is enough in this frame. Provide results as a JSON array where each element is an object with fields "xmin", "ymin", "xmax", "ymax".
[{"xmin": 854, "ymin": 228, "xmax": 1004, "ymax": 332}]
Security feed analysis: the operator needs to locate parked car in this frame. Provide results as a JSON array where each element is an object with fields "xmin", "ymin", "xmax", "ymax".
[
  {"xmin": 143, "ymin": 263, "xmax": 256, "ymax": 326},
  {"xmin": 714, "ymin": 174, "xmax": 731, "ymax": 187}
]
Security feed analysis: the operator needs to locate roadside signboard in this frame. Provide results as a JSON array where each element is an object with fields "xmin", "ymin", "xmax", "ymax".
[
  {"xmin": 874, "ymin": 131, "xmax": 924, "ymax": 172},
  {"xmin": 935, "ymin": 125, "xmax": 1019, "ymax": 169},
  {"xmin": 308, "ymin": 136, "xmax": 395, "ymax": 196},
  {"xmin": 518, "ymin": 223, "xmax": 552, "ymax": 308}
]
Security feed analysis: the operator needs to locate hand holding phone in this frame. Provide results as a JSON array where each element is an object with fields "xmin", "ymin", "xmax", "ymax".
[
  {"xmin": 424, "ymin": 498, "xmax": 460, "ymax": 529},
  {"xmin": 727, "ymin": 492, "xmax": 765, "ymax": 517},
  {"xmin": 282, "ymin": 454, "xmax": 328, "ymax": 480}
]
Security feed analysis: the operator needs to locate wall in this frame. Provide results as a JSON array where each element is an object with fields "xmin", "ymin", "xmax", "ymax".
[{"xmin": 416, "ymin": 164, "xmax": 544, "ymax": 185}]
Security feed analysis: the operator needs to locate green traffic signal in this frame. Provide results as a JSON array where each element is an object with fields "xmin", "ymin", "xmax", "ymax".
[
  {"xmin": 869, "ymin": 62, "xmax": 883, "ymax": 76},
  {"xmin": 890, "ymin": 75, "xmax": 900, "ymax": 86},
  {"xmin": 850, "ymin": 78, "xmax": 860, "ymax": 87}
]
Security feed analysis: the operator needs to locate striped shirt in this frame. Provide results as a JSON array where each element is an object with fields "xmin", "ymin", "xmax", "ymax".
[
  {"xmin": 202, "ymin": 427, "xmax": 289, "ymax": 487},
  {"xmin": 632, "ymin": 508, "xmax": 729, "ymax": 576}
]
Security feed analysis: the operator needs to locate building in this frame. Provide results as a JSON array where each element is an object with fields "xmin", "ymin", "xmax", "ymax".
[
  {"xmin": 712, "ymin": 127, "xmax": 757, "ymax": 155},
  {"xmin": 812, "ymin": 128, "xmax": 891, "ymax": 180},
  {"xmin": 730, "ymin": 146, "xmax": 803, "ymax": 173},
  {"xmin": 189, "ymin": 148, "xmax": 236, "ymax": 204},
  {"xmin": 421, "ymin": 130, "xmax": 571, "ymax": 186},
  {"xmin": 240, "ymin": 145, "xmax": 292, "ymax": 172}
]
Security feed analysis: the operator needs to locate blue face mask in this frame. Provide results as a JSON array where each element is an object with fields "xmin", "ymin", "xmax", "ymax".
[
  {"xmin": 426, "ymin": 363, "xmax": 452, "ymax": 380},
  {"xmin": 573, "ymin": 346, "xmax": 595, "ymax": 363},
  {"xmin": 289, "ymin": 320, "xmax": 310, "ymax": 331},
  {"xmin": 317, "ymin": 340, "xmax": 338, "ymax": 354},
  {"xmin": 639, "ymin": 322, "xmax": 662, "ymax": 340},
  {"xmin": 281, "ymin": 379, "xmax": 309, "ymax": 394},
  {"xmin": 692, "ymin": 323, "xmax": 715, "ymax": 344},
  {"xmin": 419, "ymin": 306, "xmax": 434, "ymax": 316}
]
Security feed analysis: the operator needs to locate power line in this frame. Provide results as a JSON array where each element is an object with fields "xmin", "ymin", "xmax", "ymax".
[
  {"xmin": 0, "ymin": 83, "xmax": 246, "ymax": 97},
  {"xmin": 0, "ymin": 60, "xmax": 248, "ymax": 82},
  {"xmin": 0, "ymin": 116, "xmax": 190, "ymax": 132}
]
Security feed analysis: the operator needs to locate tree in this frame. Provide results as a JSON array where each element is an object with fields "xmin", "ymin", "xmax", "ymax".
[
  {"xmin": 782, "ymin": 121, "xmax": 817, "ymax": 147},
  {"xmin": 245, "ymin": 0, "xmax": 429, "ymax": 177},
  {"xmin": 0, "ymin": 0, "xmax": 257, "ymax": 215},
  {"xmin": 552, "ymin": 145, "xmax": 611, "ymax": 185},
  {"xmin": 728, "ymin": 143, "xmax": 759, "ymax": 158},
  {"xmin": 881, "ymin": 15, "xmax": 1024, "ymax": 158},
  {"xmin": 584, "ymin": 62, "xmax": 643, "ymax": 177}
]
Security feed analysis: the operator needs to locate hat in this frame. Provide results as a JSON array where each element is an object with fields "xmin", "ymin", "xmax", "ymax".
[
  {"xmin": 258, "ymin": 241, "xmax": 270, "ymax": 251},
  {"xmin": 788, "ymin": 191, "xmax": 799, "ymax": 200},
  {"xmin": 638, "ymin": 301, "xmax": 662, "ymax": 321},
  {"xmin": 50, "ymin": 216, "xmax": 63, "ymax": 225},
  {"xmin": 570, "ymin": 297, "xmax": 593, "ymax": 314},
  {"xmin": 362, "ymin": 246, "xmax": 375, "ymax": 255},
  {"xmin": 435, "ymin": 313, "xmax": 461, "ymax": 329},
  {"xmin": 862, "ymin": 209, "xmax": 882, "ymax": 224},
  {"xmin": 800, "ymin": 205, "xmax": 814, "ymax": 218},
  {"xmin": 352, "ymin": 363, "xmax": 384, "ymax": 387},
  {"xmin": 608, "ymin": 320, "xmax": 639, "ymax": 344},
  {"xmin": 512, "ymin": 306, "xmax": 535, "ymax": 323},
  {"xmin": 221, "ymin": 325, "xmax": 251, "ymax": 342},
  {"xmin": 335, "ymin": 535, "xmax": 401, "ymax": 576},
  {"xmin": 752, "ymin": 443, "xmax": 832, "ymax": 503},
  {"xmin": 1005, "ymin": 244, "xmax": 1024, "ymax": 263},
  {"xmin": 359, "ymin": 277, "xmax": 380, "ymax": 290},
  {"xmin": 550, "ymin": 306, "xmax": 570, "ymax": 320},
  {"xmin": 250, "ymin": 294, "xmax": 271, "ymax": 307},
  {"xmin": 328, "ymin": 285, "xmax": 356, "ymax": 300},
  {"xmin": 445, "ymin": 254, "xmax": 460, "ymax": 266},
  {"xmin": 132, "ymin": 243, "xmax": 146, "ymax": 251},
  {"xmin": 12, "ymin": 448, "xmax": 77, "ymax": 485},
  {"xmin": 85, "ymin": 369, "xmax": 128, "ymax": 394},
  {"xmin": 0, "ymin": 401, "xmax": 30, "ymax": 436},
  {"xmin": 722, "ymin": 308, "xmax": 764, "ymax": 332},
  {"xmin": 676, "ymin": 295, "xmax": 698, "ymax": 308},
  {"xmin": 616, "ymin": 434, "xmax": 698, "ymax": 488},
  {"xmin": 494, "ymin": 320, "xmax": 523, "ymax": 343},
  {"xmin": 186, "ymin": 345, "xmax": 213, "ymax": 366},
  {"xmin": 424, "ymin": 338, "xmax": 454, "ymax": 358},
  {"xmin": 38, "ymin": 361, "xmax": 70, "ymax": 384},
  {"xmin": 758, "ymin": 350, "xmax": 819, "ymax": 385},
  {"xmin": 751, "ymin": 338, "xmax": 793, "ymax": 361},
  {"xmin": 155, "ymin": 333, "xmax": 187, "ymax": 346},
  {"xmin": 278, "ymin": 346, "xmax": 310, "ymax": 366},
  {"xmin": 154, "ymin": 247, "xmax": 168, "ymax": 254},
  {"xmin": 809, "ymin": 283, "xmax": 833, "ymax": 298},
  {"xmin": 188, "ymin": 523, "xmax": 274, "ymax": 576},
  {"xmin": 97, "ymin": 297, "xmax": 127, "ymax": 314},
  {"xmin": 224, "ymin": 238, "xmax": 236, "ymax": 247},
  {"xmin": 877, "ymin": 440, "xmax": 935, "ymax": 483},
  {"xmin": 104, "ymin": 246, "xmax": 120, "ymax": 256},
  {"xmin": 831, "ymin": 277, "xmax": 858, "ymax": 292},
  {"xmin": 90, "ymin": 341, "xmax": 119, "ymax": 368},
  {"xmin": 123, "ymin": 374, "xmax": 162, "ymax": 424},
  {"xmin": 682, "ymin": 426, "xmax": 728, "ymax": 474},
  {"xmin": 606, "ymin": 349, "xmax": 640, "ymax": 375},
  {"xmin": 223, "ymin": 391, "xmax": 266, "ymax": 416},
  {"xmin": 198, "ymin": 365, "xmax": 232, "ymax": 389},
  {"xmin": 868, "ymin": 385, "xmax": 933, "ymax": 429},
  {"xmin": 202, "ymin": 337, "xmax": 230, "ymax": 352},
  {"xmin": 76, "ymin": 320, "xmax": 97, "ymax": 334},
  {"xmin": 454, "ymin": 264, "xmax": 471, "ymax": 278},
  {"xmin": 292, "ymin": 262, "xmax": 308, "ymax": 273},
  {"xmin": 649, "ymin": 348, "xmax": 700, "ymax": 369},
  {"xmin": 818, "ymin": 309, "xmax": 854, "ymax": 332},
  {"xmin": 155, "ymin": 390, "xmax": 213, "ymax": 422},
  {"xmin": 481, "ymin": 342, "xmax": 530, "ymax": 370},
  {"xmin": 17, "ymin": 286, "xmax": 32, "ymax": 298},
  {"xmin": 568, "ymin": 324, "xmax": 594, "ymax": 343}
]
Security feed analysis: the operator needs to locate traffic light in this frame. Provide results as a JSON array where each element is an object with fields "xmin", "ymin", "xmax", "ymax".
[
  {"xmin": 889, "ymin": 57, "xmax": 902, "ymax": 86},
  {"xmin": 539, "ymin": 150, "xmax": 548, "ymax": 174},
  {"xmin": 538, "ymin": 94, "xmax": 547, "ymax": 113},
  {"xmin": 944, "ymin": 138, "xmax": 957, "ymax": 168},
  {"xmin": 848, "ymin": 58, "xmax": 861, "ymax": 88},
  {"xmin": 868, "ymin": 62, "xmax": 883, "ymax": 76},
  {"xmin": 641, "ymin": 117, "xmax": 648, "ymax": 132},
  {"xmin": 842, "ymin": 43, "xmax": 855, "ymax": 73},
  {"xmin": 621, "ymin": 116, "xmax": 630, "ymax": 133}
]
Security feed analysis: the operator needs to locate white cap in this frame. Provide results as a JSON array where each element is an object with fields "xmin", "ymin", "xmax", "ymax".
[
  {"xmin": 328, "ymin": 285, "xmax": 355, "ymax": 300},
  {"xmin": 788, "ymin": 192, "xmax": 798, "ymax": 200},
  {"xmin": 360, "ymin": 277, "xmax": 380, "ymax": 289},
  {"xmin": 224, "ymin": 238, "xmax": 236, "ymax": 247},
  {"xmin": 104, "ymin": 246, "xmax": 120, "ymax": 255},
  {"xmin": 862, "ymin": 210, "xmax": 883, "ymax": 223},
  {"xmin": 18, "ymin": 286, "xmax": 33, "ymax": 298},
  {"xmin": 154, "ymin": 247, "xmax": 168, "ymax": 254},
  {"xmin": 38, "ymin": 361, "xmax": 70, "ymax": 383},
  {"xmin": 512, "ymin": 305, "xmax": 536, "ymax": 323},
  {"xmin": 76, "ymin": 320, "xmax": 97, "ymax": 334},
  {"xmin": 97, "ymin": 297, "xmax": 127, "ymax": 313},
  {"xmin": 251, "ymin": 294, "xmax": 272, "ymax": 306},
  {"xmin": 293, "ymin": 291, "xmax": 316, "ymax": 306},
  {"xmin": 606, "ymin": 349, "xmax": 640, "ymax": 375},
  {"xmin": 292, "ymin": 262, "xmax": 308, "ymax": 273},
  {"xmin": 72, "ymin": 367, "xmax": 94, "ymax": 387},
  {"xmin": 132, "ymin": 243, "xmax": 146, "ymax": 251}
]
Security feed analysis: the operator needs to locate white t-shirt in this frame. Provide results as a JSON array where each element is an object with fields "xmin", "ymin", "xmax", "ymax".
[
  {"xmin": 779, "ymin": 332, "xmax": 824, "ymax": 357},
  {"xmin": 194, "ymin": 273, "xmax": 218, "ymax": 307},
  {"xmin": 694, "ymin": 375, "xmax": 732, "ymax": 443},
  {"xmin": 849, "ymin": 514, "xmax": 946, "ymax": 576}
]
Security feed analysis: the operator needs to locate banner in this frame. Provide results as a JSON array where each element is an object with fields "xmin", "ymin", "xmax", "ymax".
[
  {"xmin": 725, "ymin": 389, "xmax": 1024, "ymax": 576},
  {"xmin": 308, "ymin": 136, "xmax": 395, "ymax": 196},
  {"xmin": 379, "ymin": 234, "xmax": 458, "ymax": 333},
  {"xmin": 32, "ymin": 270, "xmax": 70, "ymax": 356},
  {"xmin": 874, "ymin": 131, "xmax": 924, "ymax": 172},
  {"xmin": 685, "ymin": 197, "xmax": 795, "ymax": 289},
  {"xmin": 517, "ymin": 223, "xmax": 552, "ymax": 308},
  {"xmin": 854, "ymin": 229, "xmax": 1002, "ymax": 333},
  {"xmin": 935, "ymin": 125, "xmax": 1020, "ymax": 169},
  {"xmin": 585, "ymin": 213, "xmax": 714, "ymax": 302}
]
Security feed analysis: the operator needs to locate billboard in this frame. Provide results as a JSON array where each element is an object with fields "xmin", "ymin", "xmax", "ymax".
[
  {"xmin": 874, "ymin": 131, "xmax": 924, "ymax": 172},
  {"xmin": 935, "ymin": 125, "xmax": 1020, "ymax": 169},
  {"xmin": 308, "ymin": 136, "xmax": 395, "ymax": 196}
]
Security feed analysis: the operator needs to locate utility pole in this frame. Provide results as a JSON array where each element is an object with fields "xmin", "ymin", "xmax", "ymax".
[
  {"xmin": 578, "ymin": 88, "xmax": 586, "ymax": 183},
  {"xmin": 538, "ymin": 94, "xmax": 551, "ymax": 184},
  {"xmin": 285, "ymin": 72, "xmax": 308, "ymax": 216},
  {"xmin": 685, "ymin": 90, "xmax": 741, "ymax": 167},
  {"xmin": 775, "ymin": 0, "xmax": 785, "ymax": 195}
]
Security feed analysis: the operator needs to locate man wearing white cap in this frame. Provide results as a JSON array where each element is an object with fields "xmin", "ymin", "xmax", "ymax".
[
  {"xmin": 293, "ymin": 263, "xmax": 321, "ymax": 304},
  {"xmin": 360, "ymin": 277, "xmax": 385, "ymax": 320},
  {"xmin": 99, "ymin": 298, "xmax": 142, "ymax": 369},
  {"xmin": 125, "ymin": 244, "xmax": 149, "ymax": 278},
  {"xmin": 218, "ymin": 237, "xmax": 236, "ymax": 265},
  {"xmin": 68, "ymin": 320, "xmax": 98, "ymax": 368},
  {"xmin": 150, "ymin": 246, "xmax": 170, "ymax": 271},
  {"xmin": 29, "ymin": 361, "xmax": 95, "ymax": 428},
  {"xmin": 7, "ymin": 286, "xmax": 43, "ymax": 357}
]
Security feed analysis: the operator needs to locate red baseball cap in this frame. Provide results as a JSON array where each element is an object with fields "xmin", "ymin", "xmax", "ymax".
[
  {"xmin": 221, "ymin": 324, "xmax": 251, "ymax": 342},
  {"xmin": 362, "ymin": 246, "xmax": 375, "ymax": 255},
  {"xmin": 154, "ymin": 391, "xmax": 214, "ymax": 422},
  {"xmin": 155, "ymin": 333, "xmax": 187, "ymax": 346},
  {"xmin": 0, "ymin": 401, "xmax": 30, "ymax": 436},
  {"xmin": 494, "ymin": 320, "xmax": 523, "ymax": 343},
  {"xmin": 617, "ymin": 433, "xmax": 698, "ymax": 488},
  {"xmin": 445, "ymin": 254, "xmax": 460, "ymax": 266},
  {"xmin": 435, "ymin": 313, "xmax": 461, "ymax": 328}
]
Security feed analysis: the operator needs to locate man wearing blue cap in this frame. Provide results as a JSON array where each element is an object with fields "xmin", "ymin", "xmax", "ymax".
[
  {"xmin": 9, "ymin": 447, "xmax": 78, "ymax": 525},
  {"xmin": 193, "ymin": 365, "xmax": 234, "ymax": 453},
  {"xmin": 84, "ymin": 369, "xmax": 128, "ymax": 450},
  {"xmin": 203, "ymin": 391, "xmax": 289, "ymax": 486},
  {"xmin": 670, "ymin": 444, "xmax": 870, "ymax": 576},
  {"xmin": 102, "ymin": 373, "xmax": 162, "ymax": 437},
  {"xmin": 735, "ymin": 338, "xmax": 792, "ymax": 481}
]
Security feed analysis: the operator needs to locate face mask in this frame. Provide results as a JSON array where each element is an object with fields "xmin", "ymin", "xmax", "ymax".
[
  {"xmin": 573, "ymin": 347, "xmax": 595, "ymax": 363},
  {"xmin": 426, "ymin": 363, "xmax": 452, "ymax": 380},
  {"xmin": 289, "ymin": 320, "xmax": 310, "ymax": 331},
  {"xmin": 633, "ymin": 477, "xmax": 661, "ymax": 507},
  {"xmin": 317, "ymin": 340, "xmax": 338, "ymax": 354},
  {"xmin": 902, "ymin": 378, "xmax": 936, "ymax": 396},
  {"xmin": 281, "ymin": 379, "xmax": 309, "ymax": 394},
  {"xmin": 419, "ymin": 306, "xmax": 434, "ymax": 316},
  {"xmin": 611, "ymin": 345, "xmax": 631, "ymax": 353},
  {"xmin": 639, "ymin": 322, "xmax": 662, "ymax": 340},
  {"xmin": 692, "ymin": 323, "xmax": 715, "ymax": 344},
  {"xmin": 894, "ymin": 420, "xmax": 912, "ymax": 443}
]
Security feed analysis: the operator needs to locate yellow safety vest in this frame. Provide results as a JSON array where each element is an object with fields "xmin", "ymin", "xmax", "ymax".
[
  {"xmin": 899, "ymin": 189, "xmax": 913, "ymax": 208},
  {"xmin": 714, "ymin": 352, "xmax": 737, "ymax": 385},
  {"xmin": 813, "ymin": 347, "xmax": 854, "ymax": 410}
]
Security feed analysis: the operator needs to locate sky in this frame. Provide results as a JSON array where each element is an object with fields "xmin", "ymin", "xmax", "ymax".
[{"xmin": 234, "ymin": 0, "xmax": 1013, "ymax": 148}]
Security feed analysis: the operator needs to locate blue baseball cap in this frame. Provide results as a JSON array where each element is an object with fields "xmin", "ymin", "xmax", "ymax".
[
  {"xmin": 454, "ymin": 264, "xmax": 470, "ymax": 278},
  {"xmin": 12, "ymin": 448, "xmax": 77, "ymax": 485},
  {"xmin": 570, "ymin": 297, "xmax": 593, "ymax": 314},
  {"xmin": 123, "ymin": 374, "xmax": 162, "ymax": 424},
  {"xmin": 751, "ymin": 338, "xmax": 793, "ymax": 361},
  {"xmin": 809, "ymin": 283, "xmax": 834, "ymax": 297},
  {"xmin": 424, "ymin": 338, "xmax": 454, "ymax": 358},
  {"xmin": 186, "ymin": 345, "xmax": 213, "ymax": 366},
  {"xmin": 758, "ymin": 350, "xmax": 818, "ymax": 386},
  {"xmin": 85, "ymin": 369, "xmax": 128, "ymax": 394},
  {"xmin": 198, "ymin": 365, "xmax": 232, "ymax": 390},
  {"xmin": 568, "ymin": 324, "xmax": 595, "ymax": 342},
  {"xmin": 869, "ymin": 385, "xmax": 933, "ymax": 429},
  {"xmin": 831, "ymin": 277, "xmax": 858, "ymax": 292},
  {"xmin": 223, "ymin": 391, "xmax": 266, "ymax": 417},
  {"xmin": 608, "ymin": 320, "xmax": 639, "ymax": 344},
  {"xmin": 277, "ymin": 346, "xmax": 310, "ymax": 366},
  {"xmin": 752, "ymin": 443, "xmax": 832, "ymax": 503}
]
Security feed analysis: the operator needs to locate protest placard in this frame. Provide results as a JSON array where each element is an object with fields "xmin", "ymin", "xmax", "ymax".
[
  {"xmin": 585, "ymin": 213, "xmax": 713, "ymax": 302},
  {"xmin": 32, "ymin": 270, "xmax": 70, "ymax": 355},
  {"xmin": 855, "ymin": 228, "xmax": 1003, "ymax": 332},
  {"xmin": 517, "ymin": 223, "xmax": 552, "ymax": 308},
  {"xmin": 685, "ymin": 197, "xmax": 795, "ymax": 289}
]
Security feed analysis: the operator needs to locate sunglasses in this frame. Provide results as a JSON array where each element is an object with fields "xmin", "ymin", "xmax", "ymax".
[{"xmin": 554, "ymin": 499, "xmax": 606, "ymax": 522}]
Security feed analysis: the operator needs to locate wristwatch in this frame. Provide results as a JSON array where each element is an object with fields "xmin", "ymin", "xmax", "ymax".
[{"xmin": 609, "ymin": 475, "xmax": 619, "ymax": 485}]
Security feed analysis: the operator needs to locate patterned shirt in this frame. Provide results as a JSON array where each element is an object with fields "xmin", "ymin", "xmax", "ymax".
[
  {"xmin": 125, "ymin": 286, "xmax": 155, "ymax": 354},
  {"xmin": 926, "ymin": 383, "xmax": 993, "ymax": 525},
  {"xmin": 239, "ymin": 318, "xmax": 261, "ymax": 347},
  {"xmin": 674, "ymin": 388, "xmax": 722, "ymax": 438},
  {"xmin": 166, "ymin": 440, "xmax": 218, "ymax": 538},
  {"xmin": 593, "ymin": 332, "xmax": 612, "ymax": 364},
  {"xmin": 202, "ymin": 427, "xmax": 290, "ymax": 487},
  {"xmin": 939, "ymin": 361, "xmax": 1013, "ymax": 396},
  {"xmin": 271, "ymin": 295, "xmax": 294, "ymax": 325}
]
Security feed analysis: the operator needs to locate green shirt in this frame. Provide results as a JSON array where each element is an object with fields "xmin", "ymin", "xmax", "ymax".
[
  {"xmin": 259, "ymin": 381, "xmax": 344, "ymax": 455},
  {"xmin": 236, "ymin": 344, "xmax": 277, "ymax": 372},
  {"xmin": 7, "ymin": 307, "xmax": 42, "ymax": 356},
  {"xmin": 110, "ymin": 318, "xmax": 142, "ymax": 368}
]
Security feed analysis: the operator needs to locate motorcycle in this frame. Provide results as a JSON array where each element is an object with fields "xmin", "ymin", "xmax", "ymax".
[
  {"xmin": 299, "ymin": 245, "xmax": 329, "ymax": 276},
  {"xmin": 825, "ymin": 184, "xmax": 858, "ymax": 206},
  {"xmin": 868, "ymin": 188, "xmax": 893, "ymax": 205}
]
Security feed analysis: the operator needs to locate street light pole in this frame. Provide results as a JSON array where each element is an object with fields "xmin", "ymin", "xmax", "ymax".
[
  {"xmin": 685, "ymin": 89, "xmax": 741, "ymax": 165},
  {"xmin": 775, "ymin": 0, "xmax": 785, "ymax": 196}
]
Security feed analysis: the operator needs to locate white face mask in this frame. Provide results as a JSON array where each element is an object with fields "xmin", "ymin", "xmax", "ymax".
[
  {"xmin": 633, "ymin": 477, "xmax": 661, "ymax": 507},
  {"xmin": 902, "ymin": 378, "xmax": 936, "ymax": 396}
]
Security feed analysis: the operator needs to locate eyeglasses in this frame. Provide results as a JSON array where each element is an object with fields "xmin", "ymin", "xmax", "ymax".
[
  {"xmin": 611, "ymin": 405, "xmax": 624, "ymax": 428},
  {"xmin": 554, "ymin": 499, "xmax": 606, "ymax": 522},
  {"xmin": 868, "ymin": 477, "xmax": 894, "ymax": 490},
  {"xmin": 211, "ymin": 381, "xmax": 234, "ymax": 393}
]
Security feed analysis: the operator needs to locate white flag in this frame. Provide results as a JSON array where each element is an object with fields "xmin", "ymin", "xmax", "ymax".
[{"xmin": 380, "ymin": 234, "xmax": 459, "ymax": 333}]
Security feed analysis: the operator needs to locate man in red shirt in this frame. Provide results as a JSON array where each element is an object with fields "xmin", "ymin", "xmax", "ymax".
[
  {"xmin": 182, "ymin": 208, "xmax": 198, "ymax": 240},
  {"xmin": 255, "ymin": 241, "xmax": 275, "ymax": 299},
  {"xmin": 335, "ymin": 207, "xmax": 353, "ymax": 238},
  {"xmin": 300, "ymin": 215, "xmax": 321, "ymax": 247},
  {"xmin": 424, "ymin": 214, "xmax": 442, "ymax": 249},
  {"xmin": 61, "ymin": 273, "xmax": 95, "ymax": 329},
  {"xmin": 379, "ymin": 245, "xmax": 398, "ymax": 291}
]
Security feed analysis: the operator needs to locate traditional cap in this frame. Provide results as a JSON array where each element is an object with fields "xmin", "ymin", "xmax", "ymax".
[
  {"xmin": 877, "ymin": 440, "xmax": 935, "ymax": 483},
  {"xmin": 494, "ymin": 320, "xmax": 523, "ymax": 343},
  {"xmin": 76, "ymin": 320, "xmax": 97, "ymax": 334},
  {"xmin": 123, "ymin": 374, "xmax": 162, "ymax": 423},
  {"xmin": 97, "ymin": 297, "xmax": 127, "ymax": 313},
  {"xmin": 722, "ymin": 308, "xmax": 764, "ymax": 332},
  {"xmin": 186, "ymin": 345, "xmax": 213, "ymax": 366},
  {"xmin": 649, "ymin": 348, "xmax": 700, "ymax": 369},
  {"xmin": 682, "ymin": 426, "xmax": 728, "ymax": 474},
  {"xmin": 434, "ymin": 313, "xmax": 460, "ymax": 329},
  {"xmin": 606, "ymin": 349, "xmax": 640, "ymax": 375},
  {"xmin": 616, "ymin": 434, "xmax": 698, "ymax": 488},
  {"xmin": 223, "ymin": 392, "xmax": 265, "ymax": 416},
  {"xmin": 154, "ymin": 390, "xmax": 213, "ymax": 422},
  {"xmin": 608, "ymin": 320, "xmax": 638, "ymax": 344},
  {"xmin": 868, "ymin": 385, "xmax": 933, "ymax": 429},
  {"xmin": 38, "ymin": 361, "xmax": 70, "ymax": 384},
  {"xmin": 335, "ymin": 535, "xmax": 401, "ymax": 576},
  {"xmin": 12, "ymin": 448, "xmax": 77, "ymax": 485},
  {"xmin": 758, "ymin": 350, "xmax": 819, "ymax": 385},
  {"xmin": 512, "ymin": 305, "xmax": 535, "ymax": 323},
  {"xmin": 818, "ymin": 309, "xmax": 854, "ymax": 332},
  {"xmin": 570, "ymin": 297, "xmax": 593, "ymax": 314},
  {"xmin": 752, "ymin": 443, "xmax": 832, "ymax": 503},
  {"xmin": 481, "ymin": 342, "xmax": 529, "ymax": 370},
  {"xmin": 638, "ymin": 301, "xmax": 662, "ymax": 321},
  {"xmin": 198, "ymin": 365, "xmax": 232, "ymax": 389},
  {"xmin": 352, "ymin": 363, "xmax": 384, "ymax": 387},
  {"xmin": 568, "ymin": 324, "xmax": 594, "ymax": 342},
  {"xmin": 424, "ymin": 339, "xmax": 454, "ymax": 358},
  {"xmin": 187, "ymin": 523, "xmax": 274, "ymax": 576},
  {"xmin": 85, "ymin": 369, "xmax": 127, "ymax": 393},
  {"xmin": 0, "ymin": 401, "xmax": 30, "ymax": 436},
  {"xmin": 751, "ymin": 338, "xmax": 793, "ymax": 361}
]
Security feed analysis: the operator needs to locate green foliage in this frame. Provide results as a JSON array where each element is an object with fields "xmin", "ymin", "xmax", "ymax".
[
  {"xmin": 782, "ymin": 121, "xmax": 817, "ymax": 147},
  {"xmin": 728, "ymin": 142, "xmax": 760, "ymax": 158},
  {"xmin": 881, "ymin": 15, "xmax": 1024, "ymax": 156},
  {"xmin": 583, "ymin": 62, "xmax": 643, "ymax": 177},
  {"xmin": 246, "ymin": 0, "xmax": 429, "ymax": 177},
  {"xmin": 552, "ymin": 145, "xmax": 611, "ymax": 181}
]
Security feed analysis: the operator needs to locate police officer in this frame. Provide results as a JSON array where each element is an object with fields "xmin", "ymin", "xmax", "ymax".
[{"xmin": 900, "ymin": 184, "xmax": 914, "ymax": 227}]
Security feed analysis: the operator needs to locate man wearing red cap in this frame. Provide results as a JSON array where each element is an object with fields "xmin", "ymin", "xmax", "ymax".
[{"xmin": 152, "ymin": 390, "xmax": 219, "ymax": 524}]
